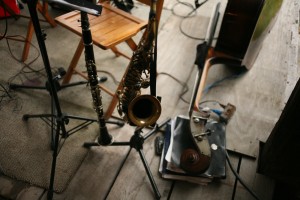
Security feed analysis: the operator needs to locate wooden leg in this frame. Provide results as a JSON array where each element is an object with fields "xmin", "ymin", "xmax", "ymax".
[
  {"xmin": 104, "ymin": 94, "xmax": 119, "ymax": 119},
  {"xmin": 125, "ymin": 38, "xmax": 138, "ymax": 51},
  {"xmin": 22, "ymin": 2, "xmax": 56, "ymax": 62},
  {"xmin": 62, "ymin": 39, "xmax": 84, "ymax": 84},
  {"xmin": 104, "ymin": 81, "xmax": 122, "ymax": 119},
  {"xmin": 22, "ymin": 20, "xmax": 34, "ymax": 62},
  {"xmin": 37, "ymin": 1, "xmax": 56, "ymax": 27},
  {"xmin": 104, "ymin": 61, "xmax": 131, "ymax": 119},
  {"xmin": 108, "ymin": 38, "xmax": 138, "ymax": 60},
  {"xmin": 110, "ymin": 46, "xmax": 131, "ymax": 60}
]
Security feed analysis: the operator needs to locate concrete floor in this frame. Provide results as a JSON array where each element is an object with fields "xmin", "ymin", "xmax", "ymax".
[{"xmin": 0, "ymin": 0, "xmax": 299, "ymax": 199}]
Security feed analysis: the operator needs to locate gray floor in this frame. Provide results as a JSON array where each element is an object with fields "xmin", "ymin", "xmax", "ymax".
[{"xmin": 0, "ymin": 0, "xmax": 299, "ymax": 199}]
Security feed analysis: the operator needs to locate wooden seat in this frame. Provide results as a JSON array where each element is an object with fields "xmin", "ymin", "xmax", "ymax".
[{"xmin": 55, "ymin": 0, "xmax": 164, "ymax": 119}]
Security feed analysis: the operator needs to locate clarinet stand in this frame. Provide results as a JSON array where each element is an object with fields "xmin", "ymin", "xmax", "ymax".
[
  {"xmin": 11, "ymin": 1, "xmax": 124, "ymax": 199},
  {"xmin": 84, "ymin": 118, "xmax": 170, "ymax": 200},
  {"xmin": 81, "ymin": 0, "xmax": 169, "ymax": 197}
]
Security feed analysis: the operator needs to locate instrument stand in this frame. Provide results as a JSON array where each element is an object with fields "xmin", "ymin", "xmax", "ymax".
[
  {"xmin": 84, "ymin": 118, "xmax": 170, "ymax": 200},
  {"xmin": 10, "ymin": 1, "xmax": 124, "ymax": 200},
  {"xmin": 76, "ymin": 0, "xmax": 169, "ymax": 198},
  {"xmin": 10, "ymin": 77, "xmax": 122, "ymax": 149}
]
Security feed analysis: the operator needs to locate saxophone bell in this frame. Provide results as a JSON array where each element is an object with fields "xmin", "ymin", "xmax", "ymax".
[{"xmin": 128, "ymin": 94, "xmax": 161, "ymax": 127}]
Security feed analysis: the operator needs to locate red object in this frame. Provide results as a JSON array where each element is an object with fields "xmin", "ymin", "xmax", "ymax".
[{"xmin": 0, "ymin": 0, "xmax": 20, "ymax": 18}]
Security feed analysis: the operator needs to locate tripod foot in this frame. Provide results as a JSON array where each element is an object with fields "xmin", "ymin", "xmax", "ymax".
[
  {"xmin": 138, "ymin": 149, "xmax": 161, "ymax": 199},
  {"xmin": 9, "ymin": 84, "xmax": 17, "ymax": 90},
  {"xmin": 83, "ymin": 142, "xmax": 100, "ymax": 148},
  {"xmin": 47, "ymin": 190, "xmax": 53, "ymax": 200},
  {"xmin": 106, "ymin": 120, "xmax": 125, "ymax": 127},
  {"xmin": 22, "ymin": 115, "xmax": 29, "ymax": 121}
]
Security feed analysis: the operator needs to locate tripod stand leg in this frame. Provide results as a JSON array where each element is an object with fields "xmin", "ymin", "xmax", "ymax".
[
  {"xmin": 47, "ymin": 120, "xmax": 62, "ymax": 200},
  {"xmin": 138, "ymin": 149, "xmax": 161, "ymax": 200}
]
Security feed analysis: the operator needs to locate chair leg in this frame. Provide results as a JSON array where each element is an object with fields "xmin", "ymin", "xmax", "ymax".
[
  {"xmin": 125, "ymin": 38, "xmax": 138, "ymax": 51},
  {"xmin": 37, "ymin": 1, "xmax": 56, "ymax": 27},
  {"xmin": 62, "ymin": 39, "xmax": 84, "ymax": 84},
  {"xmin": 110, "ymin": 46, "xmax": 131, "ymax": 60},
  {"xmin": 21, "ymin": 20, "xmax": 34, "ymax": 62},
  {"xmin": 21, "ymin": 2, "xmax": 56, "ymax": 62},
  {"xmin": 104, "ymin": 60, "xmax": 132, "ymax": 119},
  {"xmin": 104, "ymin": 93, "xmax": 120, "ymax": 119},
  {"xmin": 62, "ymin": 39, "xmax": 115, "ymax": 99}
]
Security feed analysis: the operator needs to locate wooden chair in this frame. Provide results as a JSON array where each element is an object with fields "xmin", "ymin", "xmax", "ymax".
[
  {"xmin": 22, "ymin": 1, "xmax": 57, "ymax": 61},
  {"xmin": 55, "ymin": 0, "xmax": 164, "ymax": 119}
]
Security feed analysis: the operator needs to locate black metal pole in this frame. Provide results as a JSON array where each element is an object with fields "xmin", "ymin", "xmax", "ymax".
[
  {"xmin": 26, "ymin": 0, "xmax": 64, "ymax": 117},
  {"xmin": 138, "ymin": 149, "xmax": 161, "ymax": 199},
  {"xmin": 26, "ymin": 1, "xmax": 66, "ymax": 199}
]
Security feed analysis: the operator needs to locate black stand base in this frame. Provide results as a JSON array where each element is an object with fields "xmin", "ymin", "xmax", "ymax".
[
  {"xmin": 11, "ymin": 80, "xmax": 124, "ymax": 199},
  {"xmin": 84, "ymin": 118, "xmax": 170, "ymax": 200},
  {"xmin": 10, "ymin": 78, "xmax": 124, "ymax": 149},
  {"xmin": 17, "ymin": 1, "xmax": 126, "ymax": 199}
]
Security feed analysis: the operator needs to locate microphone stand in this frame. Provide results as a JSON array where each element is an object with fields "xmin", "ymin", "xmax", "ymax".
[{"xmin": 15, "ymin": 1, "xmax": 123, "ymax": 199}]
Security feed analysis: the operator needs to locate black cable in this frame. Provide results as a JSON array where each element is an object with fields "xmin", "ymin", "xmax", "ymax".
[
  {"xmin": 37, "ymin": 189, "xmax": 47, "ymax": 200},
  {"xmin": 157, "ymin": 72, "xmax": 190, "ymax": 104},
  {"xmin": 198, "ymin": 99, "xmax": 223, "ymax": 106},
  {"xmin": 3, "ymin": 34, "xmax": 50, "ymax": 88},
  {"xmin": 0, "ymin": 82, "xmax": 23, "ymax": 112},
  {"xmin": 203, "ymin": 70, "xmax": 246, "ymax": 95},
  {"xmin": 95, "ymin": 70, "xmax": 120, "ymax": 85},
  {"xmin": 5, "ymin": 35, "xmax": 42, "ymax": 69},
  {"xmin": 0, "ymin": 83, "xmax": 12, "ymax": 98},
  {"xmin": 226, "ymin": 151, "xmax": 261, "ymax": 200},
  {"xmin": 232, "ymin": 155, "xmax": 242, "ymax": 200},
  {"xmin": 167, "ymin": 180, "xmax": 176, "ymax": 200},
  {"xmin": 170, "ymin": 0, "xmax": 216, "ymax": 40},
  {"xmin": 0, "ymin": 0, "xmax": 8, "ymax": 40},
  {"xmin": 171, "ymin": 0, "xmax": 196, "ymax": 18}
]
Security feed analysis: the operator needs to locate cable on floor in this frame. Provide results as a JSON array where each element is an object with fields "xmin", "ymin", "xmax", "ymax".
[
  {"xmin": 157, "ymin": 72, "xmax": 190, "ymax": 104},
  {"xmin": 226, "ymin": 151, "xmax": 261, "ymax": 200}
]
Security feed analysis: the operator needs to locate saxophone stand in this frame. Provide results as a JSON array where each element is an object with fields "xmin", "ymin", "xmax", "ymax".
[
  {"xmin": 11, "ymin": 1, "xmax": 123, "ymax": 200},
  {"xmin": 81, "ymin": 0, "xmax": 169, "ymax": 197},
  {"xmin": 84, "ymin": 118, "xmax": 170, "ymax": 200}
]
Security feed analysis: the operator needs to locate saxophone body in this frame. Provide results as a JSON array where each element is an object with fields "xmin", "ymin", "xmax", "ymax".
[{"xmin": 117, "ymin": 2, "xmax": 161, "ymax": 127}]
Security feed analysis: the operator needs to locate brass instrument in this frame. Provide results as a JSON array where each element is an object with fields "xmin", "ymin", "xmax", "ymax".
[{"xmin": 117, "ymin": 0, "xmax": 161, "ymax": 127}]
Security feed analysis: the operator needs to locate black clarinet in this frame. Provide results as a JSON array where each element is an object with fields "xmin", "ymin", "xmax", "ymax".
[{"xmin": 81, "ymin": 11, "xmax": 113, "ymax": 145}]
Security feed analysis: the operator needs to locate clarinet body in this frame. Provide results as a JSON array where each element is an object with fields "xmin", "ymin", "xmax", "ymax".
[{"xmin": 81, "ymin": 11, "xmax": 113, "ymax": 145}]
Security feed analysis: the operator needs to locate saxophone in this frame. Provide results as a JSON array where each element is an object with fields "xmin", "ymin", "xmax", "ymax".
[{"xmin": 117, "ymin": 0, "xmax": 161, "ymax": 127}]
